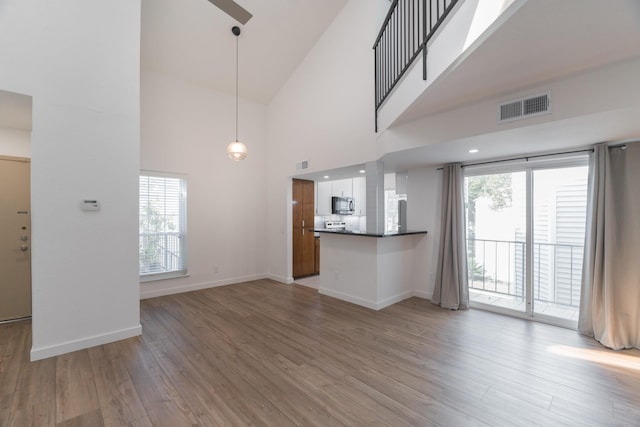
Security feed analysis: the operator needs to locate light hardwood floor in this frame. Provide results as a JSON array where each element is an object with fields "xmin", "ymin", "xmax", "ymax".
[{"xmin": 1, "ymin": 279, "xmax": 639, "ymax": 426}]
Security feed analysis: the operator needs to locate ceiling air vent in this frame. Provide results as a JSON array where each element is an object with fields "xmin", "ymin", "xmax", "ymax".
[{"xmin": 498, "ymin": 92, "xmax": 551, "ymax": 123}]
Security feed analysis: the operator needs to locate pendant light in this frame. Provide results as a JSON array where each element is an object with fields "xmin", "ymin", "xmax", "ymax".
[{"xmin": 226, "ymin": 26, "xmax": 248, "ymax": 161}]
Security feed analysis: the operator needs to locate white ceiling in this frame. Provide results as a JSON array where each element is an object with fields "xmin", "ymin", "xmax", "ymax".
[
  {"xmin": 0, "ymin": 1, "xmax": 348, "ymax": 129},
  {"xmin": 141, "ymin": 0, "xmax": 348, "ymax": 104}
]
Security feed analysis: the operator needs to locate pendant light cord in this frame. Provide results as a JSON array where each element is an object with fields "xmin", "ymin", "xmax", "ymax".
[{"xmin": 235, "ymin": 33, "xmax": 239, "ymax": 142}]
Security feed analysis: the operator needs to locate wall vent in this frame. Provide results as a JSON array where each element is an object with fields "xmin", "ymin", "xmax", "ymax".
[
  {"xmin": 498, "ymin": 92, "xmax": 551, "ymax": 123},
  {"xmin": 295, "ymin": 160, "xmax": 309, "ymax": 170}
]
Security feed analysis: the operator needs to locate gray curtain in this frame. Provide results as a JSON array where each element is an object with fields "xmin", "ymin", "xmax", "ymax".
[
  {"xmin": 578, "ymin": 142, "xmax": 640, "ymax": 350},
  {"xmin": 432, "ymin": 163, "xmax": 469, "ymax": 310}
]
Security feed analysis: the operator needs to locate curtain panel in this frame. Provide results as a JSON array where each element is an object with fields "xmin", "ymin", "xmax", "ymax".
[
  {"xmin": 578, "ymin": 142, "xmax": 640, "ymax": 350},
  {"xmin": 432, "ymin": 163, "xmax": 469, "ymax": 310}
]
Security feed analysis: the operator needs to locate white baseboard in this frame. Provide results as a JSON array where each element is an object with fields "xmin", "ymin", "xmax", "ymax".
[
  {"xmin": 412, "ymin": 290, "xmax": 432, "ymax": 300},
  {"xmin": 319, "ymin": 288, "xmax": 429, "ymax": 311},
  {"xmin": 376, "ymin": 291, "xmax": 414, "ymax": 310},
  {"xmin": 318, "ymin": 288, "xmax": 378, "ymax": 310},
  {"xmin": 140, "ymin": 273, "xmax": 267, "ymax": 299},
  {"xmin": 264, "ymin": 273, "xmax": 293, "ymax": 284},
  {"xmin": 30, "ymin": 324, "xmax": 142, "ymax": 361}
]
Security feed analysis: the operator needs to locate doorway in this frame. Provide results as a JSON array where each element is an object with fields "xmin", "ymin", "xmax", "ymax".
[
  {"xmin": 0, "ymin": 156, "xmax": 31, "ymax": 322},
  {"xmin": 292, "ymin": 179, "xmax": 317, "ymax": 279},
  {"xmin": 464, "ymin": 158, "xmax": 589, "ymax": 327}
]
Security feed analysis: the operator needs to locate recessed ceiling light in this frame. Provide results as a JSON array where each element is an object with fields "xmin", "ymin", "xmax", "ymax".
[
  {"xmin": 323, "ymin": 175, "xmax": 329, "ymax": 179},
  {"xmin": 359, "ymin": 170, "xmax": 365, "ymax": 174},
  {"xmin": 469, "ymin": 149, "xmax": 479, "ymax": 153}
]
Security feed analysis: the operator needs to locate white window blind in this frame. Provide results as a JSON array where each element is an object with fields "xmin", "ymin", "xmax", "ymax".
[{"xmin": 139, "ymin": 172, "xmax": 187, "ymax": 280}]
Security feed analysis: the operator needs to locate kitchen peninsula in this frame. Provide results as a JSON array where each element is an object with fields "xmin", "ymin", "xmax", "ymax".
[{"xmin": 314, "ymin": 229, "xmax": 428, "ymax": 310}]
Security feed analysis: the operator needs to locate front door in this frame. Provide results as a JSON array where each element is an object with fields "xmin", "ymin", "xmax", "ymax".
[{"xmin": 0, "ymin": 156, "xmax": 31, "ymax": 321}]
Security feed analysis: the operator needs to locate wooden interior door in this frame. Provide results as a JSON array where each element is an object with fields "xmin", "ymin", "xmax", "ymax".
[
  {"xmin": 0, "ymin": 156, "xmax": 31, "ymax": 321},
  {"xmin": 292, "ymin": 179, "xmax": 315, "ymax": 279}
]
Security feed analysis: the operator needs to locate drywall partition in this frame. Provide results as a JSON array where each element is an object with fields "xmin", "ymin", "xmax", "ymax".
[
  {"xmin": 407, "ymin": 167, "xmax": 442, "ymax": 299},
  {"xmin": 140, "ymin": 71, "xmax": 268, "ymax": 298},
  {"xmin": 266, "ymin": 0, "xmax": 389, "ymax": 282},
  {"xmin": 0, "ymin": 0, "xmax": 142, "ymax": 360}
]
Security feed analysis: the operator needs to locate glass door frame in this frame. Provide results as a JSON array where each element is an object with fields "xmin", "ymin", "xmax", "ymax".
[{"xmin": 463, "ymin": 154, "xmax": 589, "ymax": 329}]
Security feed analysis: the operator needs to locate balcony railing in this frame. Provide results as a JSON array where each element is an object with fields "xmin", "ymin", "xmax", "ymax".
[
  {"xmin": 467, "ymin": 238, "xmax": 583, "ymax": 308},
  {"xmin": 139, "ymin": 232, "xmax": 184, "ymax": 275},
  {"xmin": 373, "ymin": 0, "xmax": 459, "ymax": 131}
]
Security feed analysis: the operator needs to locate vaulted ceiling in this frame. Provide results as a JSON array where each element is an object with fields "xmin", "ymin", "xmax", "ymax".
[{"xmin": 141, "ymin": 0, "xmax": 348, "ymax": 104}]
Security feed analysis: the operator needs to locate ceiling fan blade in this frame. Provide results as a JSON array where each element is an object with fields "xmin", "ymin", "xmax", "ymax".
[{"xmin": 207, "ymin": 0, "xmax": 252, "ymax": 24}]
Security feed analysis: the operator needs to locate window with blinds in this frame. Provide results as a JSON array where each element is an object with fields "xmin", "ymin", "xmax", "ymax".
[{"xmin": 139, "ymin": 172, "xmax": 187, "ymax": 280}]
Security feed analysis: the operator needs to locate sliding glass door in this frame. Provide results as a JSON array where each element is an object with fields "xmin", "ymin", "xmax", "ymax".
[
  {"xmin": 464, "ymin": 159, "xmax": 588, "ymax": 327},
  {"xmin": 465, "ymin": 171, "xmax": 527, "ymax": 313},
  {"xmin": 532, "ymin": 166, "xmax": 588, "ymax": 323}
]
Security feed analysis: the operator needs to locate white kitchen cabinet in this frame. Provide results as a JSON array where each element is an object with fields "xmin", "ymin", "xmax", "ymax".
[
  {"xmin": 316, "ymin": 181, "xmax": 332, "ymax": 215},
  {"xmin": 352, "ymin": 176, "xmax": 366, "ymax": 216},
  {"xmin": 332, "ymin": 179, "xmax": 353, "ymax": 198}
]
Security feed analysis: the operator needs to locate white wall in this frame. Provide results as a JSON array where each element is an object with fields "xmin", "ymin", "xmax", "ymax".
[
  {"xmin": 267, "ymin": 0, "xmax": 389, "ymax": 281},
  {"xmin": 140, "ymin": 70, "xmax": 268, "ymax": 297},
  {"xmin": 380, "ymin": 57, "xmax": 640, "ymax": 156},
  {"xmin": 407, "ymin": 167, "xmax": 442, "ymax": 299},
  {"xmin": 0, "ymin": 127, "xmax": 30, "ymax": 158},
  {"xmin": 0, "ymin": 0, "xmax": 142, "ymax": 360}
]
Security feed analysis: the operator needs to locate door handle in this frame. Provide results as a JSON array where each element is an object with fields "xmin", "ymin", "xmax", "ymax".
[{"xmin": 20, "ymin": 244, "xmax": 28, "ymax": 251}]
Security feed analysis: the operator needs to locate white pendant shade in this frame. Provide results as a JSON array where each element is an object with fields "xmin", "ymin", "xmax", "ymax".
[{"xmin": 227, "ymin": 141, "xmax": 248, "ymax": 161}]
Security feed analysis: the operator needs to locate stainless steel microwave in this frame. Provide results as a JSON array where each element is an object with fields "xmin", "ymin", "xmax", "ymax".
[{"xmin": 332, "ymin": 196, "xmax": 355, "ymax": 215}]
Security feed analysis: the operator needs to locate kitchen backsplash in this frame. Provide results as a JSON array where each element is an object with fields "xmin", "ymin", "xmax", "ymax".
[{"xmin": 315, "ymin": 214, "xmax": 366, "ymax": 232}]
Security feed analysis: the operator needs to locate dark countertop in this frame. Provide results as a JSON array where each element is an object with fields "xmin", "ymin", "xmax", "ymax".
[{"xmin": 314, "ymin": 229, "xmax": 428, "ymax": 238}]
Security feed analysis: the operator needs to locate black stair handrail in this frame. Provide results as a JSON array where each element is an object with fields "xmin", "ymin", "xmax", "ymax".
[{"xmin": 373, "ymin": 0, "xmax": 459, "ymax": 131}]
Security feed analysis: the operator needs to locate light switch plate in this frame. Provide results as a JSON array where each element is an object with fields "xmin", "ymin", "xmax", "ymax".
[{"xmin": 81, "ymin": 200, "xmax": 100, "ymax": 211}]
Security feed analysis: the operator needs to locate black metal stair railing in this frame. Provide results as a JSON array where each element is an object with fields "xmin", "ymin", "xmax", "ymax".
[{"xmin": 373, "ymin": 0, "xmax": 459, "ymax": 131}]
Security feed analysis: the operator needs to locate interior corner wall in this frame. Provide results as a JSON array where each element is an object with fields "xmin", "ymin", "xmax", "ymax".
[
  {"xmin": 0, "ymin": 127, "xmax": 31, "ymax": 158},
  {"xmin": 0, "ymin": 0, "xmax": 142, "ymax": 360},
  {"xmin": 266, "ymin": 0, "xmax": 389, "ymax": 281},
  {"xmin": 140, "ymin": 70, "xmax": 268, "ymax": 298},
  {"xmin": 407, "ymin": 166, "xmax": 442, "ymax": 299}
]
